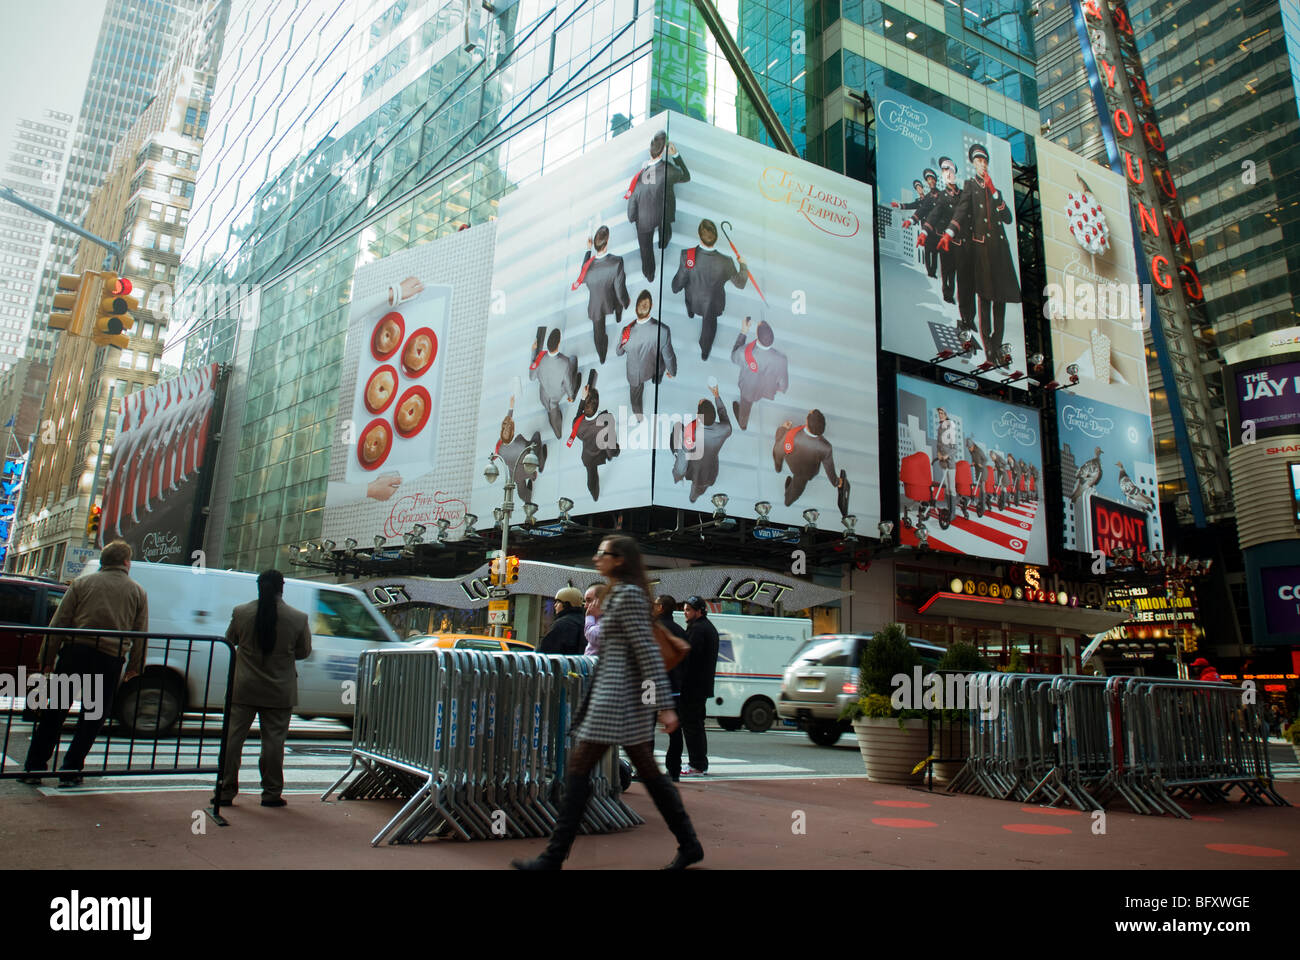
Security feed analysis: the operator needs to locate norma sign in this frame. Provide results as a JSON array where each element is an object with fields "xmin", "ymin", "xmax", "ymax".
[{"xmin": 1090, "ymin": 496, "xmax": 1148, "ymax": 558}]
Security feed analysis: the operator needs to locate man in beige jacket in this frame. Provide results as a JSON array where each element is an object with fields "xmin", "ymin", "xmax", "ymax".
[
  {"xmin": 216, "ymin": 569, "xmax": 311, "ymax": 807},
  {"xmin": 22, "ymin": 539, "xmax": 148, "ymax": 786}
]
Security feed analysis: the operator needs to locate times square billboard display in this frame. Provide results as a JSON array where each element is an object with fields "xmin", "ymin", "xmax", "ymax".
[
  {"xmin": 895, "ymin": 373, "xmax": 1046, "ymax": 564},
  {"xmin": 325, "ymin": 112, "xmax": 880, "ymax": 541},
  {"xmin": 874, "ymin": 86, "xmax": 1027, "ymax": 388},
  {"xmin": 98, "ymin": 364, "xmax": 226, "ymax": 562},
  {"xmin": 1035, "ymin": 136, "xmax": 1163, "ymax": 559},
  {"xmin": 468, "ymin": 111, "xmax": 880, "ymax": 533}
]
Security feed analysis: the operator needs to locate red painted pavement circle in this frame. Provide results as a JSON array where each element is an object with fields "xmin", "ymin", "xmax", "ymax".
[
  {"xmin": 871, "ymin": 817, "xmax": 938, "ymax": 829},
  {"xmin": 1019, "ymin": 806, "xmax": 1083, "ymax": 816},
  {"xmin": 1003, "ymin": 823, "xmax": 1073, "ymax": 835},
  {"xmin": 1205, "ymin": 843, "xmax": 1288, "ymax": 858},
  {"xmin": 1190, "ymin": 815, "xmax": 1224, "ymax": 822},
  {"xmin": 873, "ymin": 800, "xmax": 932, "ymax": 808}
]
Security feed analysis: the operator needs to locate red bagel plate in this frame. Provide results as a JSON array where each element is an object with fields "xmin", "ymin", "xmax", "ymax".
[
  {"xmin": 393, "ymin": 385, "xmax": 432, "ymax": 438},
  {"xmin": 363, "ymin": 364, "xmax": 398, "ymax": 415},
  {"xmin": 356, "ymin": 418, "xmax": 393, "ymax": 471},
  {"xmin": 371, "ymin": 312, "xmax": 405, "ymax": 361},
  {"xmin": 400, "ymin": 326, "xmax": 437, "ymax": 377}
]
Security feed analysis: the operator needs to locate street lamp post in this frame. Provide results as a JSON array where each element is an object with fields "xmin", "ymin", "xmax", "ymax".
[{"xmin": 484, "ymin": 441, "xmax": 541, "ymax": 638}]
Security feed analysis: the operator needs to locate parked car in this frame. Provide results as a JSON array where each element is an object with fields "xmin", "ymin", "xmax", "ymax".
[
  {"xmin": 409, "ymin": 634, "xmax": 536, "ymax": 653},
  {"xmin": 777, "ymin": 633, "xmax": 945, "ymax": 745},
  {"xmin": 0, "ymin": 575, "xmax": 68, "ymax": 678},
  {"xmin": 77, "ymin": 560, "xmax": 400, "ymax": 737}
]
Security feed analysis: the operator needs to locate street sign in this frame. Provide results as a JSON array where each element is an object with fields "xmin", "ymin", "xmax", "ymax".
[
  {"xmin": 60, "ymin": 546, "xmax": 97, "ymax": 582},
  {"xmin": 942, "ymin": 372, "xmax": 979, "ymax": 391},
  {"xmin": 488, "ymin": 599, "xmax": 509, "ymax": 624},
  {"xmin": 528, "ymin": 523, "xmax": 565, "ymax": 538},
  {"xmin": 753, "ymin": 526, "xmax": 800, "ymax": 542},
  {"xmin": 489, "ymin": 586, "xmax": 510, "ymax": 599}
]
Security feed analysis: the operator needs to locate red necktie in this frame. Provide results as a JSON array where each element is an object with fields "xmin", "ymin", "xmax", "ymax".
[
  {"xmin": 685, "ymin": 246, "xmax": 697, "ymax": 269},
  {"xmin": 624, "ymin": 170, "xmax": 642, "ymax": 199},
  {"xmin": 571, "ymin": 256, "xmax": 594, "ymax": 291},
  {"xmin": 621, "ymin": 324, "xmax": 634, "ymax": 347},
  {"xmin": 495, "ymin": 438, "xmax": 503, "ymax": 455},
  {"xmin": 783, "ymin": 424, "xmax": 806, "ymax": 454},
  {"xmin": 684, "ymin": 419, "xmax": 697, "ymax": 450},
  {"xmin": 529, "ymin": 349, "xmax": 546, "ymax": 371},
  {"xmin": 567, "ymin": 415, "xmax": 586, "ymax": 448},
  {"xmin": 744, "ymin": 339, "xmax": 759, "ymax": 372}
]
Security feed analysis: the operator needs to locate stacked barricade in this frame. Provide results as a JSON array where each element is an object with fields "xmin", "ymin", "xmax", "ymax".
[
  {"xmin": 323, "ymin": 648, "xmax": 643, "ymax": 844},
  {"xmin": 948, "ymin": 673, "xmax": 1287, "ymax": 818}
]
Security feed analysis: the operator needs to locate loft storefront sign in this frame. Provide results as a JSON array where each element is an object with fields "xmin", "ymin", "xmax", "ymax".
[{"xmin": 355, "ymin": 562, "xmax": 848, "ymax": 611}]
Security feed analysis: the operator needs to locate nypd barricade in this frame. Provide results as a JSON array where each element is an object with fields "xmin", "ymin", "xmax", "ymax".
[{"xmin": 324, "ymin": 648, "xmax": 641, "ymax": 843}]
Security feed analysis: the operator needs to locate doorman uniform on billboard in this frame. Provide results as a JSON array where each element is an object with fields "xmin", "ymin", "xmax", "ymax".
[
  {"xmin": 670, "ymin": 218, "xmax": 748, "ymax": 361},
  {"xmin": 567, "ymin": 384, "xmax": 620, "ymax": 501},
  {"xmin": 671, "ymin": 385, "xmax": 733, "ymax": 502},
  {"xmin": 529, "ymin": 328, "xmax": 580, "ymax": 439},
  {"xmin": 939, "ymin": 144, "xmax": 1022, "ymax": 364},
  {"xmin": 773, "ymin": 410, "xmax": 841, "ymax": 506},
  {"xmin": 894, "ymin": 169, "xmax": 941, "ymax": 277},
  {"xmin": 617, "ymin": 291, "xmax": 678, "ymax": 420},
  {"xmin": 625, "ymin": 130, "xmax": 690, "ymax": 282},
  {"xmin": 921, "ymin": 159, "xmax": 968, "ymax": 314},
  {"xmin": 730, "ymin": 317, "xmax": 788, "ymax": 431},
  {"xmin": 573, "ymin": 225, "xmax": 630, "ymax": 364}
]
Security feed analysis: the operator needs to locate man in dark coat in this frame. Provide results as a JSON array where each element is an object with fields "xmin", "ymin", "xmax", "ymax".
[
  {"xmin": 495, "ymin": 401, "xmax": 547, "ymax": 506},
  {"xmin": 730, "ymin": 316, "xmax": 788, "ymax": 431},
  {"xmin": 671, "ymin": 383, "xmax": 732, "ymax": 503},
  {"xmin": 655, "ymin": 595, "xmax": 691, "ymax": 780},
  {"xmin": 937, "ymin": 143, "xmax": 1022, "ymax": 365},
  {"xmin": 617, "ymin": 290, "xmax": 677, "ymax": 421},
  {"xmin": 919, "ymin": 157, "xmax": 970, "ymax": 313},
  {"xmin": 670, "ymin": 218, "xmax": 748, "ymax": 360},
  {"xmin": 893, "ymin": 169, "xmax": 941, "ymax": 276},
  {"xmin": 625, "ymin": 130, "xmax": 690, "ymax": 282},
  {"xmin": 773, "ymin": 409, "xmax": 843, "ymax": 507},
  {"xmin": 538, "ymin": 587, "xmax": 586, "ymax": 655},
  {"xmin": 528, "ymin": 327, "xmax": 580, "ymax": 439},
  {"xmin": 680, "ymin": 596, "xmax": 720, "ymax": 776},
  {"xmin": 566, "ymin": 384, "xmax": 619, "ymax": 501},
  {"xmin": 574, "ymin": 225, "xmax": 629, "ymax": 364}
]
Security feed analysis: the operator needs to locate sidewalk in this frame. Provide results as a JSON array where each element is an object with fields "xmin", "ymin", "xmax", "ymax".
[{"xmin": 2, "ymin": 775, "xmax": 1297, "ymax": 869}]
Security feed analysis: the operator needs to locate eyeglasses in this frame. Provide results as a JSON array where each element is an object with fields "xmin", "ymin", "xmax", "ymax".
[{"xmin": 593, "ymin": 550, "xmax": 619, "ymax": 559}]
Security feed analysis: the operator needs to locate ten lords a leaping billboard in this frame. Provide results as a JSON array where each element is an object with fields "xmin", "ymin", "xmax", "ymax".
[{"xmin": 469, "ymin": 112, "xmax": 879, "ymax": 533}]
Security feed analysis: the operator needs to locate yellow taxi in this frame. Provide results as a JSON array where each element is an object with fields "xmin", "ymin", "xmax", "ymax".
[{"xmin": 408, "ymin": 633, "xmax": 536, "ymax": 653}]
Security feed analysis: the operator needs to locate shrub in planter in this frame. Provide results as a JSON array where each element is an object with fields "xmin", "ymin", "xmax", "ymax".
[{"xmin": 845, "ymin": 625, "xmax": 930, "ymax": 785}]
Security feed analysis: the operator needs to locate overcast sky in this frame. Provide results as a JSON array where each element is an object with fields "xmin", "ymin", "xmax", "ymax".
[{"xmin": 0, "ymin": 0, "xmax": 108, "ymax": 174}]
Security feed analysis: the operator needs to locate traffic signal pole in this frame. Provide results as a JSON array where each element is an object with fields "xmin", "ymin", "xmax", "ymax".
[
  {"xmin": 0, "ymin": 185, "xmax": 122, "ymax": 270},
  {"xmin": 84, "ymin": 384, "xmax": 116, "ymax": 549}
]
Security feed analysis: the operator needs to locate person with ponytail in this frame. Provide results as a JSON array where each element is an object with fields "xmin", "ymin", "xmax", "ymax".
[
  {"xmin": 216, "ymin": 570, "xmax": 312, "ymax": 808},
  {"xmin": 512, "ymin": 536, "xmax": 703, "ymax": 870}
]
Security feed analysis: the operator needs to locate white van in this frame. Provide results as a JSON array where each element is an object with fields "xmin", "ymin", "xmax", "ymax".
[
  {"xmin": 672, "ymin": 613, "xmax": 811, "ymax": 732},
  {"xmin": 78, "ymin": 560, "xmax": 401, "ymax": 736}
]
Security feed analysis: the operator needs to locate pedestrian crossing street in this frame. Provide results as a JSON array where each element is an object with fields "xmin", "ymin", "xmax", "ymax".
[{"xmin": 3, "ymin": 741, "xmax": 867, "ymax": 797}]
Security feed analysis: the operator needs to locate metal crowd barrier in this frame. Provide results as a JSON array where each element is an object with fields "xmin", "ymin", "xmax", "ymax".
[
  {"xmin": 0, "ymin": 625, "xmax": 235, "ymax": 813},
  {"xmin": 324, "ymin": 648, "xmax": 643, "ymax": 844},
  {"xmin": 948, "ymin": 672, "xmax": 1288, "ymax": 818}
]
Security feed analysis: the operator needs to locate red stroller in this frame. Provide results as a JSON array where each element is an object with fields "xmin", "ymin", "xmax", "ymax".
[{"xmin": 900, "ymin": 450, "xmax": 954, "ymax": 533}]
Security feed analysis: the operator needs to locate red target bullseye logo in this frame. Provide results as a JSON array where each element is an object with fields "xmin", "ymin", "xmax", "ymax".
[{"xmin": 1010, "ymin": 538, "xmax": 1025, "ymax": 550}]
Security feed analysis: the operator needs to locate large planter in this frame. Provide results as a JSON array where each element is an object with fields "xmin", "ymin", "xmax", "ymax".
[{"xmin": 853, "ymin": 717, "xmax": 930, "ymax": 785}]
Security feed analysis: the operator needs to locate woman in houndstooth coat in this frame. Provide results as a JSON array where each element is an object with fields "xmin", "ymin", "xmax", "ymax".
[{"xmin": 513, "ymin": 535, "xmax": 703, "ymax": 871}]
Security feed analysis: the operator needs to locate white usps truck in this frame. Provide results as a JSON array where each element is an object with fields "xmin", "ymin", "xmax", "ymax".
[{"xmin": 673, "ymin": 612, "xmax": 812, "ymax": 732}]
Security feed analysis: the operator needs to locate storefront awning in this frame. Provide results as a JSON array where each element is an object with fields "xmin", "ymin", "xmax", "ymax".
[{"xmin": 917, "ymin": 592, "xmax": 1128, "ymax": 633}]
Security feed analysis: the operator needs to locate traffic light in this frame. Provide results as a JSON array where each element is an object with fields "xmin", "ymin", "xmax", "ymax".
[
  {"xmin": 489, "ymin": 556, "xmax": 501, "ymax": 586},
  {"xmin": 86, "ymin": 503, "xmax": 102, "ymax": 538},
  {"xmin": 94, "ymin": 274, "xmax": 137, "ymax": 348},
  {"xmin": 50, "ymin": 272, "xmax": 96, "ymax": 336},
  {"xmin": 505, "ymin": 555, "xmax": 519, "ymax": 584}
]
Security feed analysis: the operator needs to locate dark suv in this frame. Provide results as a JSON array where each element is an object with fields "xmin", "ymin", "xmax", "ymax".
[{"xmin": 0, "ymin": 575, "xmax": 68, "ymax": 676}]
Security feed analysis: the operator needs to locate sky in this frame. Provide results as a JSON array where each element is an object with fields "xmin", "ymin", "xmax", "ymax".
[{"xmin": 0, "ymin": 0, "xmax": 108, "ymax": 174}]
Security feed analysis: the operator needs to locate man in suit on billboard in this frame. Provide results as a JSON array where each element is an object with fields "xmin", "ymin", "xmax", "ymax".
[
  {"xmin": 496, "ymin": 398, "xmax": 547, "ymax": 506},
  {"xmin": 574, "ymin": 225, "xmax": 630, "ymax": 364},
  {"xmin": 625, "ymin": 131, "xmax": 690, "ymax": 282},
  {"xmin": 936, "ymin": 144, "xmax": 1022, "ymax": 365},
  {"xmin": 566, "ymin": 382, "xmax": 619, "ymax": 502},
  {"xmin": 529, "ymin": 327, "xmax": 580, "ymax": 439},
  {"xmin": 919, "ymin": 157, "xmax": 970, "ymax": 314},
  {"xmin": 671, "ymin": 382, "xmax": 732, "ymax": 502},
  {"xmin": 893, "ymin": 169, "xmax": 941, "ymax": 277},
  {"xmin": 729, "ymin": 316, "xmax": 788, "ymax": 431},
  {"xmin": 617, "ymin": 290, "xmax": 677, "ymax": 422},
  {"xmin": 670, "ymin": 218, "xmax": 748, "ymax": 360},
  {"xmin": 773, "ymin": 409, "xmax": 844, "ymax": 507}
]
